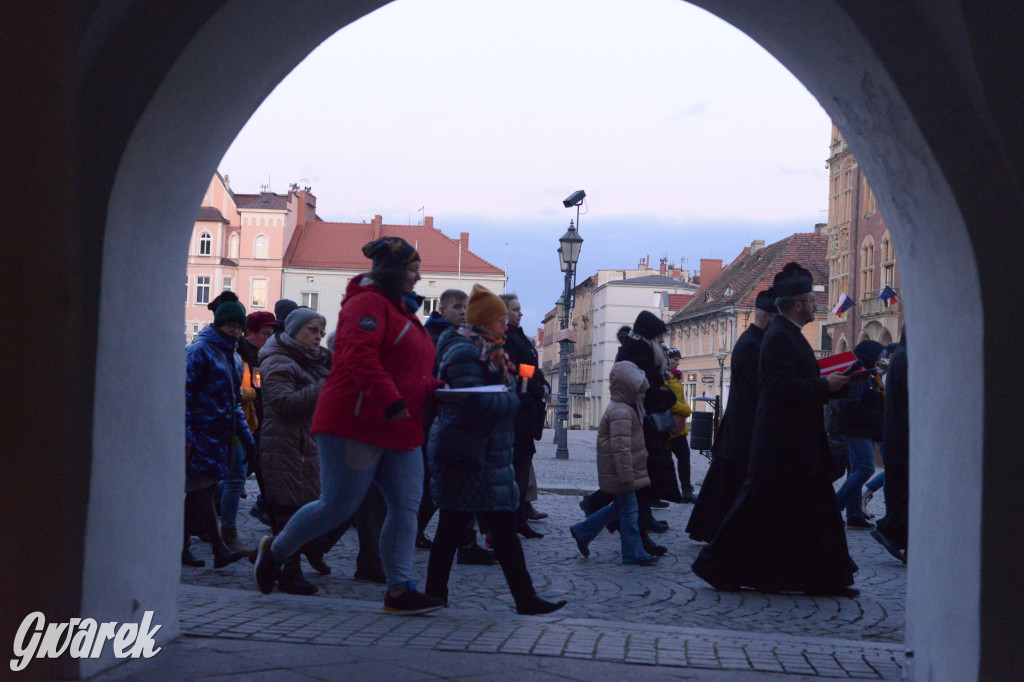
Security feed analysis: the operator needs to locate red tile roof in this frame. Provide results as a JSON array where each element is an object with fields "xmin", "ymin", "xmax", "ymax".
[
  {"xmin": 286, "ymin": 221, "xmax": 504, "ymax": 275},
  {"xmin": 667, "ymin": 293, "xmax": 695, "ymax": 310},
  {"xmin": 670, "ymin": 232, "xmax": 828, "ymax": 322}
]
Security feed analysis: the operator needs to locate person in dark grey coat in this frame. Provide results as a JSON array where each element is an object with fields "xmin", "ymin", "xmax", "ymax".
[
  {"xmin": 692, "ymin": 262, "xmax": 862, "ymax": 597},
  {"xmin": 872, "ymin": 329, "xmax": 908, "ymax": 561},
  {"xmin": 425, "ymin": 285, "xmax": 566, "ymax": 615},
  {"xmin": 686, "ymin": 288, "xmax": 776, "ymax": 543}
]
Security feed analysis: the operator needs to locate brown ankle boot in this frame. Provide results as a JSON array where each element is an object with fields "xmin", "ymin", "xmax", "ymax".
[{"xmin": 221, "ymin": 526, "xmax": 252, "ymax": 554}]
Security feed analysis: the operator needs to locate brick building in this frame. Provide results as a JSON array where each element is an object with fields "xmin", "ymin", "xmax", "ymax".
[{"xmin": 824, "ymin": 125, "xmax": 904, "ymax": 352}]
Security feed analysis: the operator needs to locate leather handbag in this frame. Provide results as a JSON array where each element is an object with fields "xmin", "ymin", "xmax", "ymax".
[{"xmin": 648, "ymin": 409, "xmax": 675, "ymax": 433}]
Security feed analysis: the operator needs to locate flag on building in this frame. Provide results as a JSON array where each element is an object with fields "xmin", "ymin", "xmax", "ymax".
[
  {"xmin": 877, "ymin": 285, "xmax": 898, "ymax": 304},
  {"xmin": 819, "ymin": 351, "xmax": 859, "ymax": 376},
  {"xmin": 832, "ymin": 292, "xmax": 855, "ymax": 317}
]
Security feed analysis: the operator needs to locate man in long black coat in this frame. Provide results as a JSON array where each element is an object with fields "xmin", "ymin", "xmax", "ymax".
[
  {"xmin": 872, "ymin": 330, "xmax": 908, "ymax": 561},
  {"xmin": 686, "ymin": 288, "xmax": 776, "ymax": 542},
  {"xmin": 692, "ymin": 262, "xmax": 861, "ymax": 597}
]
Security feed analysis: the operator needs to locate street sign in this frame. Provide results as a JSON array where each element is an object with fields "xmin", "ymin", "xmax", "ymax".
[{"xmin": 701, "ymin": 376, "xmax": 715, "ymax": 384}]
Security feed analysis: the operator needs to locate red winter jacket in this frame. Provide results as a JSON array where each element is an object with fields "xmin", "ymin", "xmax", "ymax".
[{"xmin": 311, "ymin": 274, "xmax": 441, "ymax": 450}]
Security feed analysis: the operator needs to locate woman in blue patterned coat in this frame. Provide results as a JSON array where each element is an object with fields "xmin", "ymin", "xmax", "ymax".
[{"xmin": 424, "ymin": 285, "xmax": 567, "ymax": 615}]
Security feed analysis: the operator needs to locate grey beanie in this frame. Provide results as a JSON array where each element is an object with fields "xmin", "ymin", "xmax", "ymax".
[{"xmin": 284, "ymin": 306, "xmax": 325, "ymax": 337}]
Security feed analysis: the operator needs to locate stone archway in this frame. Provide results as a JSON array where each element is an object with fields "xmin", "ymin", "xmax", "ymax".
[{"xmin": 6, "ymin": 1, "xmax": 1022, "ymax": 679}]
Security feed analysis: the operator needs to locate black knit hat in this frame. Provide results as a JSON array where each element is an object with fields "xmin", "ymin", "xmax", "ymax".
[
  {"xmin": 274, "ymin": 299, "xmax": 298, "ymax": 323},
  {"xmin": 633, "ymin": 310, "xmax": 667, "ymax": 339},
  {"xmin": 773, "ymin": 262, "xmax": 813, "ymax": 297},
  {"xmin": 362, "ymin": 237, "xmax": 420, "ymax": 272},
  {"xmin": 755, "ymin": 287, "xmax": 778, "ymax": 313}
]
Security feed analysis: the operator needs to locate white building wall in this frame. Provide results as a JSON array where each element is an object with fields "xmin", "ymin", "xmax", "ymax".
[{"xmin": 591, "ymin": 281, "xmax": 693, "ymax": 427}]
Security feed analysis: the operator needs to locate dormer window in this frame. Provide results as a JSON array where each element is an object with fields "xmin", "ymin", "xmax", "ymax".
[
  {"xmin": 198, "ymin": 232, "xmax": 212, "ymax": 256},
  {"xmin": 704, "ymin": 291, "xmax": 712, "ymax": 302},
  {"xmin": 724, "ymin": 286, "xmax": 734, "ymax": 297}
]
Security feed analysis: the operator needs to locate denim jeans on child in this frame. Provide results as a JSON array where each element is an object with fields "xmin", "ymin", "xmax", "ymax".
[
  {"xmin": 570, "ymin": 491, "xmax": 650, "ymax": 564},
  {"xmin": 835, "ymin": 436, "xmax": 877, "ymax": 519},
  {"xmin": 219, "ymin": 443, "xmax": 247, "ymax": 531},
  {"xmin": 272, "ymin": 434, "xmax": 423, "ymax": 592}
]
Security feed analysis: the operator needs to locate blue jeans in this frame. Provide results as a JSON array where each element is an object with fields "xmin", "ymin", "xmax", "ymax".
[
  {"xmin": 570, "ymin": 491, "xmax": 650, "ymax": 564},
  {"xmin": 865, "ymin": 470, "xmax": 885, "ymax": 493},
  {"xmin": 272, "ymin": 435, "xmax": 423, "ymax": 592},
  {"xmin": 835, "ymin": 436, "xmax": 877, "ymax": 519},
  {"xmin": 219, "ymin": 443, "xmax": 246, "ymax": 531}
]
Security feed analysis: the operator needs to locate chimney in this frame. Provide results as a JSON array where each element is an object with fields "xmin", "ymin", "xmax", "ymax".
[
  {"xmin": 750, "ymin": 239, "xmax": 765, "ymax": 254},
  {"xmin": 295, "ymin": 189, "xmax": 317, "ymax": 228},
  {"xmin": 699, "ymin": 258, "xmax": 724, "ymax": 286},
  {"xmin": 424, "ymin": 216, "xmax": 434, "ymax": 229},
  {"xmin": 815, "ymin": 222, "xmax": 828, "ymax": 235},
  {"xmin": 371, "ymin": 215, "xmax": 383, "ymax": 241},
  {"xmin": 659, "ymin": 257, "xmax": 667, "ymax": 277},
  {"xmin": 460, "ymin": 232, "xmax": 469, "ymax": 250}
]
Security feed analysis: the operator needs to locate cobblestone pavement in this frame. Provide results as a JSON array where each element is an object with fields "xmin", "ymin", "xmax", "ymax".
[{"xmin": 176, "ymin": 430, "xmax": 907, "ymax": 679}]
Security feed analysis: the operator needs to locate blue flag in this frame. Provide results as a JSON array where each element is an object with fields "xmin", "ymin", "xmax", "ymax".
[{"xmin": 877, "ymin": 286, "xmax": 898, "ymax": 304}]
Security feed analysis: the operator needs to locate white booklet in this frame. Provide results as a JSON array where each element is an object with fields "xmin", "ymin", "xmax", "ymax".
[{"xmin": 435, "ymin": 385, "xmax": 508, "ymax": 396}]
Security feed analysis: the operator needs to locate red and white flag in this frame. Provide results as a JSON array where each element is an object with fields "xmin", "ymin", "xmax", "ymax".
[{"xmin": 818, "ymin": 351, "xmax": 858, "ymax": 376}]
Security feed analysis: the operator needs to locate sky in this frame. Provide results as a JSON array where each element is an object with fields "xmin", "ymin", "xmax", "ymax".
[{"xmin": 218, "ymin": 0, "xmax": 832, "ymax": 324}]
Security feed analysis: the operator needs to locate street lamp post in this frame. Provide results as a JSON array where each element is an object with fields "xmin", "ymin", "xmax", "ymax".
[
  {"xmin": 554, "ymin": 191, "xmax": 585, "ymax": 460},
  {"xmin": 714, "ymin": 351, "xmax": 728, "ymax": 426}
]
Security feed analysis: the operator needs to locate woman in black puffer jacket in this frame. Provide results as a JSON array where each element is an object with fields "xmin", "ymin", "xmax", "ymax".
[{"xmin": 425, "ymin": 285, "xmax": 566, "ymax": 615}]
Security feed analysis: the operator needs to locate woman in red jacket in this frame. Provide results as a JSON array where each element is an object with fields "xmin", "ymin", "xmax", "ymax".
[{"xmin": 254, "ymin": 237, "xmax": 446, "ymax": 616}]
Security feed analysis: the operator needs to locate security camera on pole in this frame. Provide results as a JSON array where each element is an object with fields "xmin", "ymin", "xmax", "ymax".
[{"xmin": 554, "ymin": 190, "xmax": 585, "ymax": 460}]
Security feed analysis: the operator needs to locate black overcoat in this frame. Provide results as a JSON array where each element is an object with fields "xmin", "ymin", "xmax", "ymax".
[
  {"xmin": 747, "ymin": 316, "xmax": 834, "ymax": 479},
  {"xmin": 685, "ymin": 323, "xmax": 763, "ymax": 542},
  {"xmin": 712, "ymin": 324, "xmax": 764, "ymax": 463},
  {"xmin": 691, "ymin": 315, "xmax": 857, "ymax": 592}
]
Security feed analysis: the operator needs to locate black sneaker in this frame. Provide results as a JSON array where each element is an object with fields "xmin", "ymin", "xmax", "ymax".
[
  {"xmin": 354, "ymin": 568, "xmax": 388, "ymax": 584},
  {"xmin": 457, "ymin": 542, "xmax": 498, "ymax": 565},
  {"xmin": 253, "ymin": 535, "xmax": 282, "ymax": 594},
  {"xmin": 383, "ymin": 589, "xmax": 446, "ymax": 615},
  {"xmin": 649, "ymin": 499, "xmax": 670, "ymax": 509},
  {"xmin": 845, "ymin": 517, "xmax": 875, "ymax": 531}
]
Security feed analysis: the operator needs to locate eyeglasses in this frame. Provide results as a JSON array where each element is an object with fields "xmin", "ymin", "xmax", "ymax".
[{"xmin": 303, "ymin": 325, "xmax": 325, "ymax": 337}]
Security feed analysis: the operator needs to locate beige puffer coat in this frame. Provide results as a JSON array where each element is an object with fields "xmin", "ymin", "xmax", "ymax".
[
  {"xmin": 258, "ymin": 332, "xmax": 331, "ymax": 509},
  {"xmin": 596, "ymin": 361, "xmax": 651, "ymax": 494}
]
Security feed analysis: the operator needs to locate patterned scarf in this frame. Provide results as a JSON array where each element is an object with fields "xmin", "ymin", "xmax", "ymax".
[{"xmin": 457, "ymin": 325, "xmax": 509, "ymax": 384}]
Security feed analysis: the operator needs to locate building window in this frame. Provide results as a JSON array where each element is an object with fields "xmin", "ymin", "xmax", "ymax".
[
  {"xmin": 862, "ymin": 178, "xmax": 877, "ymax": 216},
  {"xmin": 880, "ymin": 230, "xmax": 896, "ymax": 291},
  {"xmin": 860, "ymin": 236, "xmax": 875, "ymax": 296},
  {"xmin": 199, "ymin": 232, "xmax": 212, "ymax": 256},
  {"xmin": 254, "ymin": 235, "xmax": 268, "ymax": 259},
  {"xmin": 195, "ymin": 276, "xmax": 210, "ymax": 305},
  {"xmin": 300, "ymin": 292, "xmax": 319, "ymax": 311},
  {"xmin": 422, "ymin": 298, "xmax": 440, "ymax": 315},
  {"xmin": 229, "ymin": 234, "xmax": 239, "ymax": 259},
  {"xmin": 251, "ymin": 278, "xmax": 267, "ymax": 308},
  {"xmin": 223, "ymin": 277, "xmax": 232, "ymax": 291}
]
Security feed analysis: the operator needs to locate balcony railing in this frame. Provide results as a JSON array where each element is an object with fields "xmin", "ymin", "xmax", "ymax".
[{"xmin": 859, "ymin": 289, "xmax": 901, "ymax": 316}]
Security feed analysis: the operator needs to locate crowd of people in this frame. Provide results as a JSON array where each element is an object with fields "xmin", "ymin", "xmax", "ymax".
[{"xmin": 184, "ymin": 249, "xmax": 908, "ymax": 613}]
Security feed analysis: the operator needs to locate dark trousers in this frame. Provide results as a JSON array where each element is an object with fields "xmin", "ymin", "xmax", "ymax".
[
  {"xmin": 271, "ymin": 484, "xmax": 386, "ymax": 575},
  {"xmin": 514, "ymin": 458, "xmax": 533, "ymax": 524},
  {"xmin": 426, "ymin": 509, "xmax": 535, "ymax": 605},
  {"xmin": 876, "ymin": 463, "xmax": 908, "ymax": 550},
  {"xmin": 184, "ymin": 483, "xmax": 226, "ymax": 552},
  {"xmin": 671, "ymin": 434, "xmax": 692, "ymax": 492}
]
